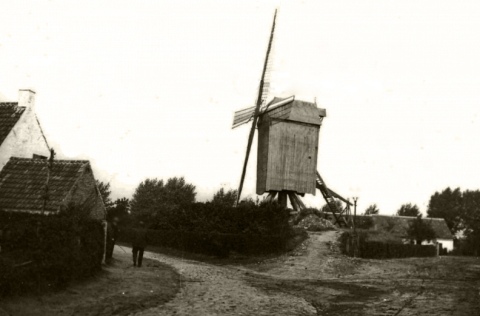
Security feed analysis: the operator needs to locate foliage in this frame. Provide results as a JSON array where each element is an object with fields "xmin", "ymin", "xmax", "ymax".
[
  {"xmin": 340, "ymin": 231, "xmax": 437, "ymax": 259},
  {"xmin": 354, "ymin": 216, "xmax": 374, "ymax": 229},
  {"xmin": 397, "ymin": 203, "xmax": 421, "ymax": 217},
  {"xmin": 95, "ymin": 180, "xmax": 112, "ymax": 208},
  {"xmin": 427, "ymin": 187, "xmax": 463, "ymax": 233},
  {"xmin": 461, "ymin": 190, "xmax": 480, "ymax": 255},
  {"xmin": 119, "ymin": 201, "xmax": 292, "ymax": 256},
  {"xmin": 364, "ymin": 204, "xmax": 379, "ymax": 215},
  {"xmin": 427, "ymin": 187, "xmax": 480, "ymax": 255},
  {"xmin": 130, "ymin": 177, "xmax": 196, "ymax": 225},
  {"xmin": 0, "ymin": 206, "xmax": 104, "ymax": 296},
  {"xmin": 407, "ymin": 215, "xmax": 436, "ymax": 245},
  {"xmin": 108, "ymin": 197, "xmax": 130, "ymax": 221},
  {"xmin": 211, "ymin": 188, "xmax": 237, "ymax": 208}
]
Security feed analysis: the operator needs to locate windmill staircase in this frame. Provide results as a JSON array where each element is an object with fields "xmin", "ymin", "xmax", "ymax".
[{"xmin": 316, "ymin": 171, "xmax": 350, "ymax": 228}]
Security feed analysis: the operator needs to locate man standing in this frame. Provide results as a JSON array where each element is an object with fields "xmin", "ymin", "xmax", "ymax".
[
  {"xmin": 132, "ymin": 221, "xmax": 148, "ymax": 267},
  {"xmin": 106, "ymin": 217, "xmax": 119, "ymax": 263}
]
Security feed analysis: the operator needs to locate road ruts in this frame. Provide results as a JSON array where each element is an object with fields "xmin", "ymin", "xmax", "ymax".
[{"xmin": 132, "ymin": 252, "xmax": 317, "ymax": 316}]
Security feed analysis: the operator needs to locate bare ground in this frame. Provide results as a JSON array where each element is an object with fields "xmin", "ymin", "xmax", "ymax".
[
  {"xmin": 241, "ymin": 231, "xmax": 480, "ymax": 315},
  {"xmin": 1, "ymin": 231, "xmax": 480, "ymax": 315},
  {"xmin": 0, "ymin": 249, "xmax": 180, "ymax": 316}
]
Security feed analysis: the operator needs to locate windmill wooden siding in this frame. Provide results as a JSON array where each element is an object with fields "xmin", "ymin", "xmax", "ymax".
[{"xmin": 256, "ymin": 98, "xmax": 325, "ymax": 195}]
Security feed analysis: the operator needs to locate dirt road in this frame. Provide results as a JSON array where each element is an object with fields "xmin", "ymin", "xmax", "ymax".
[
  {"xmin": 140, "ymin": 231, "xmax": 480, "ymax": 315},
  {"xmin": 1, "ymin": 231, "xmax": 480, "ymax": 315},
  {"xmin": 243, "ymin": 231, "xmax": 480, "ymax": 315}
]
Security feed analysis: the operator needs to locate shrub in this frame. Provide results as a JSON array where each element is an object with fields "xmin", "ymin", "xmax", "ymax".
[
  {"xmin": 339, "ymin": 230, "xmax": 437, "ymax": 259},
  {"xmin": 120, "ymin": 201, "xmax": 293, "ymax": 256},
  {"xmin": 0, "ymin": 208, "xmax": 104, "ymax": 296}
]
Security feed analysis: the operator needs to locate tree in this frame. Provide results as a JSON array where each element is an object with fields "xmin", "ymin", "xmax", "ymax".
[
  {"xmin": 461, "ymin": 190, "xmax": 480, "ymax": 255},
  {"xmin": 427, "ymin": 187, "xmax": 463, "ymax": 234},
  {"xmin": 397, "ymin": 203, "xmax": 420, "ymax": 217},
  {"xmin": 96, "ymin": 180, "xmax": 112, "ymax": 208},
  {"xmin": 364, "ymin": 204, "xmax": 379, "ymax": 215},
  {"xmin": 407, "ymin": 215, "xmax": 436, "ymax": 245},
  {"xmin": 211, "ymin": 188, "xmax": 237, "ymax": 208},
  {"xmin": 130, "ymin": 177, "xmax": 196, "ymax": 227},
  {"xmin": 108, "ymin": 197, "xmax": 130, "ymax": 221}
]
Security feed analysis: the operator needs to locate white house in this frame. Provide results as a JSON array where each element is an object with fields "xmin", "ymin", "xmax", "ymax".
[{"xmin": 0, "ymin": 89, "xmax": 50, "ymax": 169}]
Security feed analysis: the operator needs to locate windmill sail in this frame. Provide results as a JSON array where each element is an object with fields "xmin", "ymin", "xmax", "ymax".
[
  {"xmin": 232, "ymin": 106, "xmax": 256, "ymax": 128},
  {"xmin": 231, "ymin": 11, "xmax": 277, "ymax": 129},
  {"xmin": 236, "ymin": 9, "xmax": 277, "ymax": 205}
]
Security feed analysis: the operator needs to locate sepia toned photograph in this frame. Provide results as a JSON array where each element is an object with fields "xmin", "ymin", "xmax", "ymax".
[{"xmin": 0, "ymin": 1, "xmax": 479, "ymax": 315}]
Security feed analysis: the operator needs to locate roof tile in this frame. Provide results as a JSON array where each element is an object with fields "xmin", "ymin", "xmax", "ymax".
[
  {"xmin": 0, "ymin": 103, "xmax": 25, "ymax": 146},
  {"xmin": 0, "ymin": 157, "xmax": 89, "ymax": 212}
]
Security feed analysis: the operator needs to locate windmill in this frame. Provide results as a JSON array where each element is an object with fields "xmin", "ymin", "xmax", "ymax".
[{"xmin": 232, "ymin": 10, "xmax": 352, "ymax": 227}]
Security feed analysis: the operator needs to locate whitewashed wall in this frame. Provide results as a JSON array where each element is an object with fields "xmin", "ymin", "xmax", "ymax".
[{"xmin": 0, "ymin": 90, "xmax": 50, "ymax": 168}]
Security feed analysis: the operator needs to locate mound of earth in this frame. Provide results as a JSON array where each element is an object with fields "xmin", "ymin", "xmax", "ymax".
[{"xmin": 296, "ymin": 214, "xmax": 336, "ymax": 231}]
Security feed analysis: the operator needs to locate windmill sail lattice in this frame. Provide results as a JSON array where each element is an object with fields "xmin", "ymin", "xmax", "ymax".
[{"xmin": 235, "ymin": 9, "xmax": 277, "ymax": 205}]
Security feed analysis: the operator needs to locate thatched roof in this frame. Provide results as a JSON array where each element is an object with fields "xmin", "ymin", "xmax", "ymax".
[{"xmin": 370, "ymin": 215, "xmax": 453, "ymax": 240}]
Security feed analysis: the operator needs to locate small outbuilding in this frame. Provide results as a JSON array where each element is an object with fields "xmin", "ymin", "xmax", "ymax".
[{"xmin": 0, "ymin": 157, "xmax": 105, "ymax": 219}]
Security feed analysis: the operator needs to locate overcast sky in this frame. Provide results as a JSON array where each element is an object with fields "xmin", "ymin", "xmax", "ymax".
[{"xmin": 1, "ymin": 0, "xmax": 480, "ymax": 215}]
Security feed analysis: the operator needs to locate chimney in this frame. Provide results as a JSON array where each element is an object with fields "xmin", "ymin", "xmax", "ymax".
[{"xmin": 18, "ymin": 89, "xmax": 36, "ymax": 108}]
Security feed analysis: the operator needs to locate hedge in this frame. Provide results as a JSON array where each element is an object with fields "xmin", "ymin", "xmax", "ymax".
[
  {"xmin": 340, "ymin": 231, "xmax": 437, "ymax": 259},
  {"xmin": 0, "ymin": 209, "xmax": 104, "ymax": 296},
  {"xmin": 118, "ymin": 228, "xmax": 288, "ymax": 257},
  {"xmin": 120, "ymin": 201, "xmax": 293, "ymax": 256}
]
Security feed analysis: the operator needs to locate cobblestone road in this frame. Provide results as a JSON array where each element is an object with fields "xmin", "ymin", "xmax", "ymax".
[{"xmin": 134, "ymin": 253, "xmax": 317, "ymax": 316}]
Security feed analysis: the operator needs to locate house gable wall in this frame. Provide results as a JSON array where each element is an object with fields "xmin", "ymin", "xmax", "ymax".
[{"xmin": 0, "ymin": 107, "xmax": 49, "ymax": 168}]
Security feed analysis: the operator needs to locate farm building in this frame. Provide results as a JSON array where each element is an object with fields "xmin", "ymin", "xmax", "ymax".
[
  {"xmin": 0, "ymin": 89, "xmax": 50, "ymax": 169},
  {"xmin": 0, "ymin": 157, "xmax": 105, "ymax": 219},
  {"xmin": 370, "ymin": 215, "xmax": 454, "ymax": 253}
]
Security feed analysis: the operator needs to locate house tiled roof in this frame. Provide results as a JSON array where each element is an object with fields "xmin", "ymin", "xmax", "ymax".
[
  {"xmin": 0, "ymin": 102, "xmax": 25, "ymax": 147},
  {"xmin": 371, "ymin": 215, "xmax": 454, "ymax": 240},
  {"xmin": 0, "ymin": 157, "xmax": 90, "ymax": 213}
]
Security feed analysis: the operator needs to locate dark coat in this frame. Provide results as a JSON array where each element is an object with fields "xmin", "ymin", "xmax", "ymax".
[
  {"xmin": 132, "ymin": 228, "xmax": 148, "ymax": 248},
  {"xmin": 107, "ymin": 223, "xmax": 119, "ymax": 243}
]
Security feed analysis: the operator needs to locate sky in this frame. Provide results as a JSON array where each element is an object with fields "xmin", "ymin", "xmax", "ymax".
[{"xmin": 1, "ymin": 0, "xmax": 480, "ymax": 215}]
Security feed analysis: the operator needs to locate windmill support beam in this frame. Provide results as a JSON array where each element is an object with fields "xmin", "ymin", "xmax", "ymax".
[
  {"xmin": 264, "ymin": 190, "xmax": 306, "ymax": 213},
  {"xmin": 287, "ymin": 192, "xmax": 300, "ymax": 212},
  {"xmin": 265, "ymin": 191, "xmax": 278, "ymax": 203},
  {"xmin": 278, "ymin": 191, "xmax": 288, "ymax": 209}
]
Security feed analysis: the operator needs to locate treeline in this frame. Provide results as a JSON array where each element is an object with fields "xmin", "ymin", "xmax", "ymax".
[{"xmin": 103, "ymin": 178, "xmax": 293, "ymax": 256}]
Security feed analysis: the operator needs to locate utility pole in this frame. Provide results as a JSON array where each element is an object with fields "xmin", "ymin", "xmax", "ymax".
[
  {"xmin": 352, "ymin": 197, "xmax": 358, "ymax": 257},
  {"xmin": 42, "ymin": 148, "xmax": 55, "ymax": 215}
]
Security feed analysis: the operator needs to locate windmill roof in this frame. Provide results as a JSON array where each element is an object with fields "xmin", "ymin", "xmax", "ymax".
[
  {"xmin": 0, "ymin": 157, "xmax": 91, "ymax": 213},
  {"xmin": 0, "ymin": 102, "xmax": 25, "ymax": 147},
  {"xmin": 262, "ymin": 97, "xmax": 326, "ymax": 125},
  {"xmin": 370, "ymin": 215, "xmax": 454, "ymax": 240}
]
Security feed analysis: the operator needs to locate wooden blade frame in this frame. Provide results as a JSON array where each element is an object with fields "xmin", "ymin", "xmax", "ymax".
[{"xmin": 236, "ymin": 9, "xmax": 277, "ymax": 206}]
